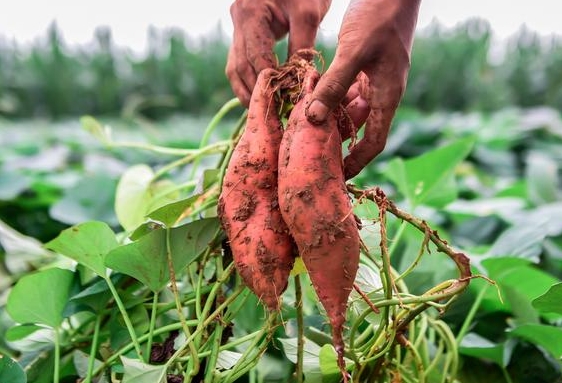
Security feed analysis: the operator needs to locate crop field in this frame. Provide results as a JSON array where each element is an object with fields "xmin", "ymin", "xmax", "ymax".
[
  {"xmin": 1, "ymin": 101, "xmax": 562, "ymax": 382},
  {"xmin": 2, "ymin": 17, "xmax": 562, "ymax": 383}
]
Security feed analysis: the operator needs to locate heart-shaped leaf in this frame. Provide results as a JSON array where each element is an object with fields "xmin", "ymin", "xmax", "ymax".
[
  {"xmin": 7, "ymin": 268, "xmax": 74, "ymax": 327},
  {"xmin": 147, "ymin": 193, "xmax": 201, "ymax": 227},
  {"xmin": 384, "ymin": 137, "xmax": 475, "ymax": 207},
  {"xmin": 46, "ymin": 221, "xmax": 118, "ymax": 277},
  {"xmin": 105, "ymin": 218, "xmax": 219, "ymax": 292},
  {"xmin": 532, "ymin": 283, "xmax": 562, "ymax": 315},
  {"xmin": 115, "ymin": 165, "xmax": 179, "ymax": 231}
]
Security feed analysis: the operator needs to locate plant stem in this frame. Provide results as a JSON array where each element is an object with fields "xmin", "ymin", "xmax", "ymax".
[
  {"xmin": 152, "ymin": 140, "xmax": 230, "ymax": 180},
  {"xmin": 54, "ymin": 327, "xmax": 61, "ymax": 383},
  {"xmin": 295, "ymin": 274, "xmax": 304, "ymax": 383},
  {"xmin": 179, "ymin": 329, "xmax": 265, "ymax": 362},
  {"xmin": 502, "ymin": 367, "xmax": 514, "ymax": 383},
  {"xmin": 395, "ymin": 222, "xmax": 430, "ymax": 283},
  {"xmin": 93, "ymin": 321, "xmax": 200, "ymax": 376},
  {"xmin": 203, "ymin": 324, "xmax": 224, "ymax": 383},
  {"xmin": 388, "ymin": 219, "xmax": 407, "ymax": 257},
  {"xmin": 164, "ymin": 286, "xmax": 244, "ymax": 370},
  {"xmin": 217, "ymin": 113, "xmax": 247, "ymax": 190},
  {"xmin": 222, "ymin": 313, "xmax": 278, "ymax": 383},
  {"xmin": 105, "ymin": 277, "xmax": 144, "ymax": 361},
  {"xmin": 110, "ymin": 141, "xmax": 201, "ymax": 156},
  {"xmin": 400, "ymin": 334, "xmax": 425, "ymax": 383},
  {"xmin": 431, "ymin": 318, "xmax": 459, "ymax": 379},
  {"xmin": 146, "ymin": 292, "xmax": 159, "ymax": 360},
  {"xmin": 165, "ymin": 228, "xmax": 200, "ymax": 377},
  {"xmin": 190, "ymin": 97, "xmax": 241, "ymax": 180},
  {"xmin": 195, "ymin": 236, "xmax": 219, "ymax": 319},
  {"xmin": 455, "ymin": 283, "xmax": 489, "ymax": 344},
  {"xmin": 83, "ymin": 315, "xmax": 102, "ymax": 383}
]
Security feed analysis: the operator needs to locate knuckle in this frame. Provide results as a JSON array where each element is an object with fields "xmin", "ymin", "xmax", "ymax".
[{"xmin": 320, "ymin": 78, "xmax": 349, "ymax": 106}]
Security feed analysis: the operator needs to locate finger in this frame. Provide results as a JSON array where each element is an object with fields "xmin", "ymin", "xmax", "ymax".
[
  {"xmin": 343, "ymin": 72, "xmax": 403, "ymax": 179},
  {"xmin": 306, "ymin": 53, "xmax": 360, "ymax": 124},
  {"xmin": 342, "ymin": 71, "xmax": 369, "ymax": 104},
  {"xmin": 343, "ymin": 108, "xmax": 391, "ymax": 179},
  {"xmin": 287, "ymin": 7, "xmax": 322, "ymax": 58},
  {"xmin": 229, "ymin": 1, "xmax": 277, "ymax": 96},
  {"xmin": 225, "ymin": 40, "xmax": 253, "ymax": 107},
  {"xmin": 243, "ymin": 9, "xmax": 278, "ymax": 74},
  {"xmin": 345, "ymin": 95, "xmax": 369, "ymax": 134},
  {"xmin": 342, "ymin": 81, "xmax": 360, "ymax": 105}
]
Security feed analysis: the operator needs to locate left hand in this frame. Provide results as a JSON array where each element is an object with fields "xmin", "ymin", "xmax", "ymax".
[{"xmin": 226, "ymin": 0, "xmax": 332, "ymax": 107}]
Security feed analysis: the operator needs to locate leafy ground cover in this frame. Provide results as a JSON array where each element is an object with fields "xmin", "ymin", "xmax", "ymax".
[{"xmin": 1, "ymin": 103, "xmax": 562, "ymax": 382}]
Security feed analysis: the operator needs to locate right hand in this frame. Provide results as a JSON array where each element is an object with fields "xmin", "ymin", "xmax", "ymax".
[
  {"xmin": 226, "ymin": 0, "xmax": 332, "ymax": 107},
  {"xmin": 306, "ymin": 0, "xmax": 421, "ymax": 179}
]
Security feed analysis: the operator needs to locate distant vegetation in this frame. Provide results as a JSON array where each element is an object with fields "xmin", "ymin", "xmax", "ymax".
[{"xmin": 1, "ymin": 18, "xmax": 562, "ymax": 119}]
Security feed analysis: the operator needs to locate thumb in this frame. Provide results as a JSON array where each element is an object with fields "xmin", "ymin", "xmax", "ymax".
[{"xmin": 305, "ymin": 54, "xmax": 359, "ymax": 124}]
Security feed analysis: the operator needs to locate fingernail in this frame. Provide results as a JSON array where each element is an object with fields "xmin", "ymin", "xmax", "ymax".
[{"xmin": 306, "ymin": 100, "xmax": 329, "ymax": 125}]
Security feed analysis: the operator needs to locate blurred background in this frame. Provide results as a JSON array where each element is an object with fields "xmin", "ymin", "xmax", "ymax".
[{"xmin": 0, "ymin": 0, "xmax": 561, "ymax": 118}]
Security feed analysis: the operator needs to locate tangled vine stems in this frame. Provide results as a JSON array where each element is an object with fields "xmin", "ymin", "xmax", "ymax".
[
  {"xmin": 346, "ymin": 185, "xmax": 474, "ymax": 381},
  {"xmin": 348, "ymin": 185, "xmax": 473, "ymax": 306}
]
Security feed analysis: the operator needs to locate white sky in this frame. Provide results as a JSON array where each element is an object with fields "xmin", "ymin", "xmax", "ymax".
[{"xmin": 0, "ymin": 1, "xmax": 560, "ymax": 51}]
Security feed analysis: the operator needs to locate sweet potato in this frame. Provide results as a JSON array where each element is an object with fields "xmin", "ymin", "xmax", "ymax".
[
  {"xmin": 278, "ymin": 68, "xmax": 360, "ymax": 373},
  {"xmin": 218, "ymin": 68, "xmax": 295, "ymax": 311}
]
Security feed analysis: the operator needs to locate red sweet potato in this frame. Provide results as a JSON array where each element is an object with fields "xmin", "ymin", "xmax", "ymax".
[
  {"xmin": 218, "ymin": 68, "xmax": 295, "ymax": 311},
  {"xmin": 278, "ymin": 68, "xmax": 360, "ymax": 372}
]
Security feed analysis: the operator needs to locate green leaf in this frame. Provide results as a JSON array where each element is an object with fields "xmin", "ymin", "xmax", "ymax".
[
  {"xmin": 73, "ymin": 350, "xmax": 102, "ymax": 380},
  {"xmin": 502, "ymin": 202, "xmax": 562, "ymax": 237},
  {"xmin": 485, "ymin": 223, "xmax": 547, "ymax": 262},
  {"xmin": 319, "ymin": 345, "xmax": 343, "ymax": 383},
  {"xmin": 350, "ymin": 264, "xmax": 383, "ymax": 324},
  {"xmin": 279, "ymin": 337, "xmax": 321, "ymax": 366},
  {"xmin": 445, "ymin": 197, "xmax": 525, "ymax": 218},
  {"xmin": 0, "ymin": 171, "xmax": 31, "ymax": 200},
  {"xmin": 50, "ymin": 172, "xmax": 118, "ymax": 226},
  {"xmin": 120, "ymin": 356, "xmax": 166, "ymax": 383},
  {"xmin": 81, "ymin": 115, "xmax": 112, "ymax": 145},
  {"xmin": 105, "ymin": 218, "xmax": 219, "ymax": 292},
  {"xmin": 459, "ymin": 333, "xmax": 514, "ymax": 367},
  {"xmin": 45, "ymin": 221, "xmax": 118, "ymax": 277},
  {"xmin": 216, "ymin": 350, "xmax": 243, "ymax": 370},
  {"xmin": 202, "ymin": 168, "xmax": 220, "ymax": 191},
  {"xmin": 532, "ymin": 283, "xmax": 562, "ymax": 315},
  {"xmin": 0, "ymin": 355, "xmax": 26, "ymax": 383},
  {"xmin": 503, "ymin": 286, "xmax": 540, "ymax": 325},
  {"xmin": 525, "ymin": 152, "xmax": 561, "ymax": 205},
  {"xmin": 383, "ymin": 137, "xmax": 475, "ymax": 207},
  {"xmin": 147, "ymin": 193, "xmax": 201, "ymax": 227},
  {"xmin": 5, "ymin": 324, "xmax": 42, "ymax": 341},
  {"xmin": 509, "ymin": 324, "xmax": 562, "ymax": 360},
  {"xmin": 7, "ymin": 268, "xmax": 74, "ymax": 327},
  {"xmin": 23, "ymin": 350, "xmax": 55, "ymax": 383},
  {"xmin": 353, "ymin": 198, "xmax": 380, "ymax": 220},
  {"xmin": 115, "ymin": 165, "xmax": 179, "ymax": 231},
  {"xmin": 279, "ymin": 338, "xmax": 349, "ymax": 383},
  {"xmin": 0, "ymin": 219, "xmax": 50, "ymax": 274},
  {"xmin": 129, "ymin": 221, "xmax": 166, "ymax": 241},
  {"xmin": 69, "ymin": 277, "xmax": 113, "ymax": 312},
  {"xmin": 482, "ymin": 258, "xmax": 559, "ymax": 315}
]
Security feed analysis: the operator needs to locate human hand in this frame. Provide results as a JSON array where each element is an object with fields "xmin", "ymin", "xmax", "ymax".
[
  {"xmin": 306, "ymin": 0, "xmax": 421, "ymax": 179},
  {"xmin": 226, "ymin": 0, "xmax": 331, "ymax": 106}
]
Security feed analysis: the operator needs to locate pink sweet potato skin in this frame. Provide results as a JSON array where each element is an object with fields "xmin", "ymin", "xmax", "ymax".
[
  {"xmin": 218, "ymin": 68, "xmax": 295, "ymax": 311},
  {"xmin": 278, "ymin": 70, "xmax": 360, "ymax": 367}
]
